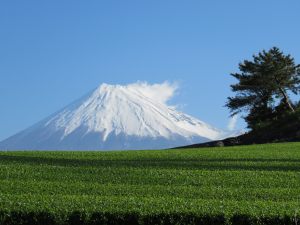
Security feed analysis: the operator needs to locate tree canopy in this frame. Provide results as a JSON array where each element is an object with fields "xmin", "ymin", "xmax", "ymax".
[{"xmin": 226, "ymin": 47, "xmax": 300, "ymax": 129}]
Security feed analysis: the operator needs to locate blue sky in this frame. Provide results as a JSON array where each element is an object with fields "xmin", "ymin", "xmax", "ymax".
[{"xmin": 1, "ymin": 1, "xmax": 300, "ymax": 141}]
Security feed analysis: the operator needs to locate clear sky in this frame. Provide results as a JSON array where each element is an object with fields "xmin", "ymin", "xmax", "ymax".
[{"xmin": 1, "ymin": 1, "xmax": 300, "ymax": 141}]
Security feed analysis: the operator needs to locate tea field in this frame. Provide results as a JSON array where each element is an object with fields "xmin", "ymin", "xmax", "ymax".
[{"xmin": 0, "ymin": 143, "xmax": 299, "ymax": 224}]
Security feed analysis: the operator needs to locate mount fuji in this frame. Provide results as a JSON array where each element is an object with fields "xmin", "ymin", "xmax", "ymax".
[{"xmin": 0, "ymin": 82, "xmax": 233, "ymax": 150}]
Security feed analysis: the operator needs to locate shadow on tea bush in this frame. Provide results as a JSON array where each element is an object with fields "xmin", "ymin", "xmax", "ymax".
[{"xmin": 0, "ymin": 211, "xmax": 56, "ymax": 225}]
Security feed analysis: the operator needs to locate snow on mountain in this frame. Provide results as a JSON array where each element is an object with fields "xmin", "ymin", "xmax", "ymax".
[{"xmin": 0, "ymin": 82, "xmax": 233, "ymax": 150}]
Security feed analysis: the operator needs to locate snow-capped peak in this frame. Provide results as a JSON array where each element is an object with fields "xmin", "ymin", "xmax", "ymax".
[{"xmin": 46, "ymin": 82, "xmax": 222, "ymax": 142}]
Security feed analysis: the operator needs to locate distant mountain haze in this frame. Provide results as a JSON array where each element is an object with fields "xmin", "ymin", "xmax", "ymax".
[{"xmin": 0, "ymin": 82, "xmax": 237, "ymax": 150}]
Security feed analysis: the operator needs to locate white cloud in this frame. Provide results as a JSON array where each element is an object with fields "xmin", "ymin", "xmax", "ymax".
[
  {"xmin": 128, "ymin": 81, "xmax": 178, "ymax": 104},
  {"xmin": 227, "ymin": 115, "xmax": 238, "ymax": 131}
]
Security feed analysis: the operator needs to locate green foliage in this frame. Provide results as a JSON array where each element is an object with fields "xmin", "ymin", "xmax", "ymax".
[
  {"xmin": 242, "ymin": 107, "xmax": 300, "ymax": 143},
  {"xmin": 226, "ymin": 47, "xmax": 300, "ymax": 129},
  {"xmin": 0, "ymin": 143, "xmax": 299, "ymax": 224}
]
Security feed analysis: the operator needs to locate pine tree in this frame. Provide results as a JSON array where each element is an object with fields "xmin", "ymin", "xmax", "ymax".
[{"xmin": 226, "ymin": 47, "xmax": 300, "ymax": 129}]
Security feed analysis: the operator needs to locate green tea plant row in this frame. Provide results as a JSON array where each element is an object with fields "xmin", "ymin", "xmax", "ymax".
[
  {"xmin": 0, "ymin": 180, "xmax": 299, "ymax": 201},
  {"xmin": 0, "ymin": 142, "xmax": 299, "ymax": 224},
  {"xmin": 0, "ymin": 194, "xmax": 299, "ymax": 224},
  {"xmin": 0, "ymin": 166, "xmax": 298, "ymax": 188},
  {"xmin": 0, "ymin": 195, "xmax": 299, "ymax": 224}
]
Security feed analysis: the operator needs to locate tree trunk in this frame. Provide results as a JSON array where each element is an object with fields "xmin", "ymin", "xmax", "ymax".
[
  {"xmin": 273, "ymin": 75, "xmax": 295, "ymax": 112},
  {"xmin": 279, "ymin": 87, "xmax": 295, "ymax": 112}
]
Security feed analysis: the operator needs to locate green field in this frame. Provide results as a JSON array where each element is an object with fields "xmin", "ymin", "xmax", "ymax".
[{"xmin": 0, "ymin": 143, "xmax": 299, "ymax": 225}]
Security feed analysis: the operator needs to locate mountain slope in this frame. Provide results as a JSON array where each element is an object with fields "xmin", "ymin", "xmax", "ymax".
[{"xmin": 0, "ymin": 82, "xmax": 228, "ymax": 150}]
